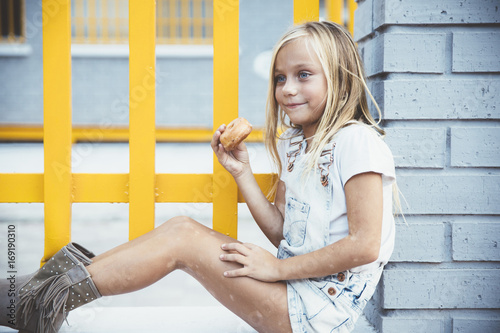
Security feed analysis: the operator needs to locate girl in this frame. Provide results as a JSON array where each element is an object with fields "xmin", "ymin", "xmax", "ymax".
[{"xmin": 1, "ymin": 21, "xmax": 396, "ymax": 333}]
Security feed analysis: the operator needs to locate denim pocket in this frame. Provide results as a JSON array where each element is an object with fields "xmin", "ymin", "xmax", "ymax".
[
  {"xmin": 284, "ymin": 197, "xmax": 310, "ymax": 247},
  {"xmin": 298, "ymin": 278, "xmax": 354, "ymax": 330},
  {"xmin": 345, "ymin": 273, "xmax": 377, "ymax": 311}
]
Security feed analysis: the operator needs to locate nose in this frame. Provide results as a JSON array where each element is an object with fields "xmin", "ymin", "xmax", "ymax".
[{"xmin": 282, "ymin": 78, "xmax": 298, "ymax": 96}]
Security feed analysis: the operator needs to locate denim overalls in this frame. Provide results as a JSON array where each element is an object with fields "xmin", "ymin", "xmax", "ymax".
[{"xmin": 277, "ymin": 130, "xmax": 383, "ymax": 333}]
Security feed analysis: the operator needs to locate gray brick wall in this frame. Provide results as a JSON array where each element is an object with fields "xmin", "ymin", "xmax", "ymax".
[{"xmin": 355, "ymin": 0, "xmax": 500, "ymax": 331}]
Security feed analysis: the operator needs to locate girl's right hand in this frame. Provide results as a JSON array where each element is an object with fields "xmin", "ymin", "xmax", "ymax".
[{"xmin": 211, "ymin": 124, "xmax": 251, "ymax": 178}]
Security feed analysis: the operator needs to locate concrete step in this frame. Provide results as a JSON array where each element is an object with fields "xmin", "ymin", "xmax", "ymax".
[{"xmin": 0, "ymin": 306, "xmax": 377, "ymax": 333}]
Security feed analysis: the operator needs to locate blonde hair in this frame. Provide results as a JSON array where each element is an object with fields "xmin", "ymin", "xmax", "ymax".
[{"xmin": 265, "ymin": 21, "xmax": 382, "ymax": 184}]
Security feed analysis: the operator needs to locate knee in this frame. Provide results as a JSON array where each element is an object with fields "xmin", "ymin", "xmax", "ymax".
[{"xmin": 156, "ymin": 216, "xmax": 201, "ymax": 237}]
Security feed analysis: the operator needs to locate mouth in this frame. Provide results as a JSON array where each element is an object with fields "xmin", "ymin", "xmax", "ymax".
[{"xmin": 284, "ymin": 102, "xmax": 306, "ymax": 109}]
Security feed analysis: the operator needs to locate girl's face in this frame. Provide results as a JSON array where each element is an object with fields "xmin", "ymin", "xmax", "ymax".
[{"xmin": 274, "ymin": 38, "xmax": 328, "ymax": 138}]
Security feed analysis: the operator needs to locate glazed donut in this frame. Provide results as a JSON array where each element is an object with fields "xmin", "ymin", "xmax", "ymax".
[{"xmin": 220, "ymin": 117, "xmax": 253, "ymax": 151}]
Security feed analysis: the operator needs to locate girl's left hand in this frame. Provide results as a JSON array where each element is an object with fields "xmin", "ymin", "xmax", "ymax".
[{"xmin": 219, "ymin": 243, "xmax": 282, "ymax": 282}]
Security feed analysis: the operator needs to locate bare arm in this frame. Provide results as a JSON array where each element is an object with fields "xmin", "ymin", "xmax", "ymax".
[
  {"xmin": 234, "ymin": 171, "xmax": 285, "ymax": 247},
  {"xmin": 220, "ymin": 172, "xmax": 383, "ymax": 282},
  {"xmin": 211, "ymin": 124, "xmax": 284, "ymax": 246}
]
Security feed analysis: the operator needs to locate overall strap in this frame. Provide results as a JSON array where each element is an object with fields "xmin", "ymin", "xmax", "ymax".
[
  {"xmin": 318, "ymin": 141, "xmax": 336, "ymax": 187},
  {"xmin": 286, "ymin": 133, "xmax": 305, "ymax": 172}
]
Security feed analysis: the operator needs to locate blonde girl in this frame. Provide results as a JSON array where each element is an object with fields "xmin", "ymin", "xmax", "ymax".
[{"xmin": 1, "ymin": 21, "xmax": 395, "ymax": 333}]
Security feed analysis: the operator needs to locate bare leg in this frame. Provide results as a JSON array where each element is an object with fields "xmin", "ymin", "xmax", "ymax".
[{"xmin": 87, "ymin": 216, "xmax": 292, "ymax": 333}]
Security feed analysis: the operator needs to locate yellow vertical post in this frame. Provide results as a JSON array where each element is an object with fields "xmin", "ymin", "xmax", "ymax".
[
  {"xmin": 128, "ymin": 0, "xmax": 156, "ymax": 240},
  {"xmin": 88, "ymin": 0, "xmax": 96, "ymax": 43},
  {"xmin": 326, "ymin": 0, "xmax": 343, "ymax": 25},
  {"xmin": 347, "ymin": 0, "xmax": 357, "ymax": 36},
  {"xmin": 169, "ymin": 0, "xmax": 176, "ymax": 42},
  {"xmin": 212, "ymin": 0, "xmax": 239, "ymax": 238},
  {"xmin": 115, "ymin": 0, "xmax": 121, "ymax": 42},
  {"xmin": 193, "ymin": 0, "xmax": 202, "ymax": 43},
  {"xmin": 157, "ymin": 0, "xmax": 164, "ymax": 42},
  {"xmin": 181, "ymin": 0, "xmax": 189, "ymax": 42},
  {"xmin": 101, "ymin": 0, "xmax": 109, "ymax": 43},
  {"xmin": 42, "ymin": 0, "xmax": 72, "ymax": 263},
  {"xmin": 294, "ymin": 0, "xmax": 319, "ymax": 24},
  {"xmin": 75, "ymin": 0, "xmax": 84, "ymax": 43}
]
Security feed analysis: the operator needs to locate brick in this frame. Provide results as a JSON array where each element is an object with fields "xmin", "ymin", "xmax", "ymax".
[
  {"xmin": 391, "ymin": 223, "xmax": 445, "ymax": 262},
  {"xmin": 374, "ymin": 0, "xmax": 500, "ymax": 28},
  {"xmin": 366, "ymin": 80, "xmax": 384, "ymax": 122},
  {"xmin": 452, "ymin": 222, "xmax": 500, "ymax": 261},
  {"xmin": 363, "ymin": 36, "xmax": 384, "ymax": 76},
  {"xmin": 382, "ymin": 269, "xmax": 500, "ymax": 309},
  {"xmin": 354, "ymin": 0, "xmax": 373, "ymax": 42},
  {"xmin": 385, "ymin": 128, "xmax": 446, "ymax": 168},
  {"xmin": 364, "ymin": 34, "xmax": 445, "ymax": 76},
  {"xmin": 397, "ymin": 175, "xmax": 500, "ymax": 215},
  {"xmin": 382, "ymin": 318, "xmax": 444, "ymax": 333},
  {"xmin": 453, "ymin": 32, "xmax": 500, "ymax": 72},
  {"xmin": 453, "ymin": 318, "xmax": 500, "ymax": 333},
  {"xmin": 381, "ymin": 79, "xmax": 500, "ymax": 120},
  {"xmin": 451, "ymin": 127, "xmax": 500, "ymax": 167}
]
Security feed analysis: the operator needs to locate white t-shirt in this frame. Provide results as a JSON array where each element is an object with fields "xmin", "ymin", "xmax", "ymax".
[{"xmin": 278, "ymin": 123, "xmax": 396, "ymax": 272}]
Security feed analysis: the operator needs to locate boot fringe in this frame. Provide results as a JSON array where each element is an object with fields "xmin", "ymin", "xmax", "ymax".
[
  {"xmin": 18, "ymin": 274, "xmax": 72, "ymax": 333},
  {"xmin": 12, "ymin": 243, "xmax": 97, "ymax": 332}
]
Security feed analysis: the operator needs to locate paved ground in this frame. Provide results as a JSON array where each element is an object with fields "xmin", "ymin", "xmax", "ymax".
[{"xmin": 0, "ymin": 142, "xmax": 376, "ymax": 332}]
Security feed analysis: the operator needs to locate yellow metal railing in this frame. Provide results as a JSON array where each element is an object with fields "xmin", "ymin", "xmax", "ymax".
[
  {"xmin": 0, "ymin": 0, "xmax": 355, "ymax": 45},
  {"xmin": 157, "ymin": 0, "xmax": 213, "ymax": 44},
  {"xmin": 0, "ymin": 0, "xmax": 356, "ymax": 262},
  {"xmin": 0, "ymin": 126, "xmax": 265, "ymax": 143},
  {"xmin": 72, "ymin": 0, "xmax": 213, "ymax": 44},
  {"xmin": 212, "ymin": 0, "xmax": 239, "ymax": 236},
  {"xmin": 41, "ymin": 0, "xmax": 73, "ymax": 261},
  {"xmin": 326, "ymin": 0, "xmax": 357, "ymax": 35},
  {"xmin": 128, "ymin": 0, "xmax": 156, "ymax": 239}
]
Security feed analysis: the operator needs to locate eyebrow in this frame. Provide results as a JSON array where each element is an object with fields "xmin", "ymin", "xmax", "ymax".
[{"xmin": 274, "ymin": 62, "xmax": 317, "ymax": 73}]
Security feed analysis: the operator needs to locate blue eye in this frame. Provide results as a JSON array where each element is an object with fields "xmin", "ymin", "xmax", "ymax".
[
  {"xmin": 299, "ymin": 72, "xmax": 310, "ymax": 79},
  {"xmin": 275, "ymin": 75, "xmax": 286, "ymax": 83}
]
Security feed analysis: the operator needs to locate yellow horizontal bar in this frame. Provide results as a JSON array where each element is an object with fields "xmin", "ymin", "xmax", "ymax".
[
  {"xmin": 0, "ymin": 126, "xmax": 264, "ymax": 143},
  {"xmin": 0, "ymin": 173, "xmax": 276, "ymax": 203},
  {"xmin": 239, "ymin": 173, "xmax": 278, "ymax": 203},
  {"xmin": 0, "ymin": 126, "xmax": 45, "ymax": 141},
  {"xmin": 72, "ymin": 173, "xmax": 129, "ymax": 202},
  {"xmin": 0, "ymin": 173, "xmax": 44, "ymax": 202},
  {"xmin": 156, "ymin": 174, "xmax": 214, "ymax": 203}
]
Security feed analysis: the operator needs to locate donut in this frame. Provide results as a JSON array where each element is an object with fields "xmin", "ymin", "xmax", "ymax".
[{"xmin": 220, "ymin": 117, "xmax": 253, "ymax": 151}]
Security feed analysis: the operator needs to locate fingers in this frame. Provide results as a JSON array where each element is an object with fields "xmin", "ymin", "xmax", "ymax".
[
  {"xmin": 211, "ymin": 124, "xmax": 226, "ymax": 153},
  {"xmin": 219, "ymin": 253, "xmax": 246, "ymax": 265},
  {"xmin": 234, "ymin": 141, "xmax": 247, "ymax": 153},
  {"xmin": 221, "ymin": 242, "xmax": 253, "ymax": 255},
  {"xmin": 220, "ymin": 243, "xmax": 253, "ymax": 278},
  {"xmin": 223, "ymin": 267, "xmax": 248, "ymax": 278},
  {"xmin": 219, "ymin": 243, "xmax": 280, "ymax": 281},
  {"xmin": 219, "ymin": 253, "xmax": 249, "ymax": 278}
]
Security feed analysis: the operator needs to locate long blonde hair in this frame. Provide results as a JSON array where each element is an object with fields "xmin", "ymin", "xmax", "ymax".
[{"xmin": 265, "ymin": 21, "xmax": 382, "ymax": 186}]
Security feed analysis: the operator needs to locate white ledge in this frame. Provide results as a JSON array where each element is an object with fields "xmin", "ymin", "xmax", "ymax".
[
  {"xmin": 71, "ymin": 44, "xmax": 214, "ymax": 58},
  {"xmin": 0, "ymin": 43, "xmax": 32, "ymax": 57}
]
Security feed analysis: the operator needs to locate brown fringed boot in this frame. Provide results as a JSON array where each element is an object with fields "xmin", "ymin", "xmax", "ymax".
[{"xmin": 0, "ymin": 243, "xmax": 101, "ymax": 333}]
